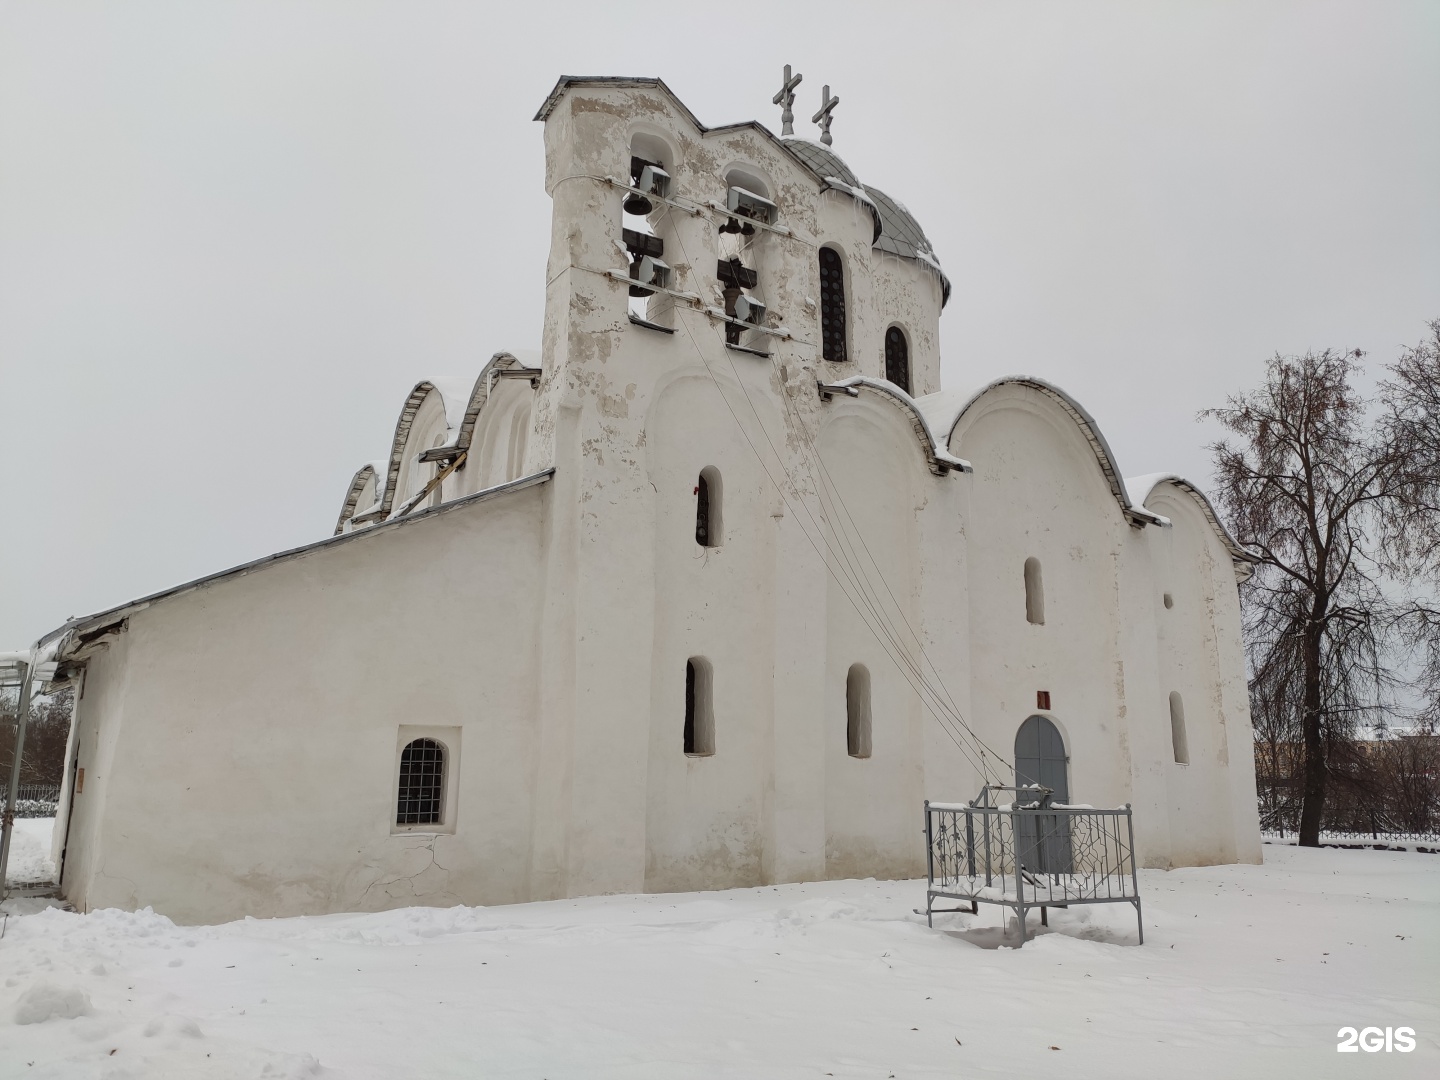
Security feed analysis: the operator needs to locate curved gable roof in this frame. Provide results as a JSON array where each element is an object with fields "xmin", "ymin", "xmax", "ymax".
[
  {"xmin": 1125, "ymin": 473, "xmax": 1258, "ymax": 574},
  {"xmin": 351, "ymin": 380, "xmax": 453, "ymax": 525},
  {"xmin": 453, "ymin": 352, "xmax": 542, "ymax": 451},
  {"xmin": 821, "ymin": 376, "xmax": 971, "ymax": 476},
  {"xmin": 345, "ymin": 352, "xmax": 543, "ymax": 529},
  {"xmin": 925, "ymin": 375, "xmax": 1166, "ymax": 528},
  {"xmin": 334, "ymin": 462, "xmax": 381, "ymax": 535}
]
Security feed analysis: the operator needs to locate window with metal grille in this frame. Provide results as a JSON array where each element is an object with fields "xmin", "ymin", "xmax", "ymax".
[
  {"xmin": 884, "ymin": 326, "xmax": 910, "ymax": 394},
  {"xmin": 819, "ymin": 247, "xmax": 847, "ymax": 362},
  {"xmin": 396, "ymin": 738, "xmax": 446, "ymax": 825}
]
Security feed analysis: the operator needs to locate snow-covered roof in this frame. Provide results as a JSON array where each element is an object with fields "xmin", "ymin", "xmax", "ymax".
[
  {"xmin": 1124, "ymin": 472, "xmax": 1258, "ymax": 570},
  {"xmin": 916, "ymin": 376, "xmax": 1167, "ymax": 529},
  {"xmin": 914, "ymin": 377, "xmax": 1258, "ymax": 574},
  {"xmin": 427, "ymin": 376, "xmax": 481, "ymax": 444},
  {"xmin": 822, "ymin": 376, "xmax": 971, "ymax": 476}
]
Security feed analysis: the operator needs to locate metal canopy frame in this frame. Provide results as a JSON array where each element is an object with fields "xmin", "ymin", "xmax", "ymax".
[
  {"xmin": 0, "ymin": 656, "xmax": 36, "ymax": 898},
  {"xmin": 924, "ymin": 786, "xmax": 1144, "ymax": 947}
]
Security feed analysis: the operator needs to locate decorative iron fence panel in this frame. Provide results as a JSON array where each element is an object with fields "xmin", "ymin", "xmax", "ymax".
[{"xmin": 924, "ymin": 786, "xmax": 1143, "ymax": 947}]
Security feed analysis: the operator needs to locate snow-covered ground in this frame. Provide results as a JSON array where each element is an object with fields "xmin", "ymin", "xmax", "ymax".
[
  {"xmin": 4, "ymin": 817, "xmax": 57, "ymax": 884},
  {"xmin": 1, "ymin": 840, "xmax": 1435, "ymax": 1078}
]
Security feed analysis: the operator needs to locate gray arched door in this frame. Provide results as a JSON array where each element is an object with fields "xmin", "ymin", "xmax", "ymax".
[
  {"xmin": 1015, "ymin": 715, "xmax": 1072, "ymax": 874},
  {"xmin": 1015, "ymin": 715, "xmax": 1069, "ymax": 799}
]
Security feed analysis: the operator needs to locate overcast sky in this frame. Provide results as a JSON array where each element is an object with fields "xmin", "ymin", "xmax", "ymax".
[{"xmin": 1, "ymin": 1, "xmax": 1436, "ymax": 647}]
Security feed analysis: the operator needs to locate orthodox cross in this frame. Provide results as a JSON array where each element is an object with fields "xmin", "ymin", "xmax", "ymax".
[
  {"xmin": 772, "ymin": 65, "xmax": 803, "ymax": 137},
  {"xmin": 812, "ymin": 84, "xmax": 839, "ymax": 146}
]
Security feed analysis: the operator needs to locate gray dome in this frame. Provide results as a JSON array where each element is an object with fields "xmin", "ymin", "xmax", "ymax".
[
  {"xmin": 782, "ymin": 138, "xmax": 861, "ymax": 187},
  {"xmin": 866, "ymin": 185, "xmax": 951, "ymax": 305},
  {"xmin": 866, "ymin": 187, "xmax": 929, "ymax": 261},
  {"xmin": 781, "ymin": 139, "xmax": 951, "ymax": 306}
]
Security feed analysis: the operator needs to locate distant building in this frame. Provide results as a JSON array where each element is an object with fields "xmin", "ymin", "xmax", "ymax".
[{"xmin": 39, "ymin": 76, "xmax": 1262, "ymax": 923}]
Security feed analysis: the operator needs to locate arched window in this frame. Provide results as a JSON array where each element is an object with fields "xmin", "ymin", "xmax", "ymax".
[
  {"xmin": 884, "ymin": 326, "xmax": 910, "ymax": 394},
  {"xmin": 695, "ymin": 466, "xmax": 722, "ymax": 548},
  {"xmin": 846, "ymin": 663, "xmax": 872, "ymax": 758},
  {"xmin": 396, "ymin": 738, "xmax": 446, "ymax": 826},
  {"xmin": 818, "ymin": 247, "xmax": 847, "ymax": 362},
  {"xmin": 684, "ymin": 658, "xmax": 715, "ymax": 756},
  {"xmin": 1024, "ymin": 557, "xmax": 1045, "ymax": 625},
  {"xmin": 1169, "ymin": 692, "xmax": 1189, "ymax": 764}
]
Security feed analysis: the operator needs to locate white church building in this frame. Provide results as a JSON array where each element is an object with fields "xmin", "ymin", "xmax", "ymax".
[{"xmin": 37, "ymin": 75, "xmax": 1262, "ymax": 924}]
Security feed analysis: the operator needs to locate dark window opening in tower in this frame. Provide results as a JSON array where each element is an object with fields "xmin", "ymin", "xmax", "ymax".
[
  {"xmin": 885, "ymin": 326, "xmax": 910, "ymax": 394},
  {"xmin": 819, "ymin": 247, "xmax": 847, "ymax": 362}
]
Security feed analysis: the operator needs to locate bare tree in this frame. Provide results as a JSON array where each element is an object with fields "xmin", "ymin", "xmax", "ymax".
[
  {"xmin": 0, "ymin": 687, "xmax": 73, "ymax": 786},
  {"xmin": 1381, "ymin": 319, "xmax": 1440, "ymax": 730},
  {"xmin": 1206, "ymin": 350, "xmax": 1401, "ymax": 846}
]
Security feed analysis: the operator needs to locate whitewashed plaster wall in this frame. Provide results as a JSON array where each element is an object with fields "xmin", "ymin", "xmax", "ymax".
[
  {"xmin": 50, "ymin": 633, "xmax": 132, "ymax": 907},
  {"xmin": 954, "ymin": 384, "xmax": 1138, "ymax": 811},
  {"xmin": 644, "ymin": 370, "xmax": 778, "ymax": 892},
  {"xmin": 818, "ymin": 411, "xmax": 927, "ymax": 881},
  {"xmin": 57, "ymin": 484, "xmax": 549, "ymax": 924},
  {"xmin": 1144, "ymin": 484, "xmax": 1262, "ymax": 865}
]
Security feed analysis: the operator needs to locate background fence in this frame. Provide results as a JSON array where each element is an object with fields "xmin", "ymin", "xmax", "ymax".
[
  {"xmin": 1255, "ymin": 734, "xmax": 1440, "ymax": 847},
  {"xmin": 1, "ymin": 783, "xmax": 61, "ymax": 818}
]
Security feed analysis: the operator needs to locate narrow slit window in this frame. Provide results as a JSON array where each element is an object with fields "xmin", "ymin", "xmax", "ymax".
[
  {"xmin": 884, "ymin": 326, "xmax": 910, "ymax": 394},
  {"xmin": 819, "ymin": 247, "xmax": 847, "ymax": 362},
  {"xmin": 1169, "ymin": 692, "xmax": 1189, "ymax": 764},
  {"xmin": 1024, "ymin": 557, "xmax": 1045, "ymax": 625},
  {"xmin": 684, "ymin": 658, "xmax": 715, "ymax": 756},
  {"xmin": 695, "ymin": 466, "xmax": 722, "ymax": 548},
  {"xmin": 846, "ymin": 663, "xmax": 872, "ymax": 758},
  {"xmin": 396, "ymin": 738, "xmax": 446, "ymax": 825}
]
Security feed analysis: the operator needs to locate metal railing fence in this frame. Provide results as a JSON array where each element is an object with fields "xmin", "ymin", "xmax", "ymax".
[{"xmin": 924, "ymin": 786, "xmax": 1143, "ymax": 947}]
